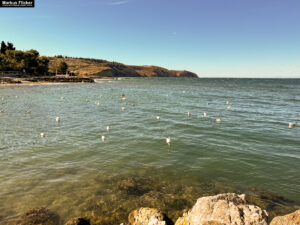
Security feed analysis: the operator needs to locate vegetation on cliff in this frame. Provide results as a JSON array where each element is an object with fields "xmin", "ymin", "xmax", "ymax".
[
  {"xmin": 0, "ymin": 41, "xmax": 49, "ymax": 75},
  {"xmin": 48, "ymin": 56, "xmax": 198, "ymax": 78}
]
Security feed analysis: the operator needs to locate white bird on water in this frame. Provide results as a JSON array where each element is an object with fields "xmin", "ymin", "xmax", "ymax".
[
  {"xmin": 40, "ymin": 133, "xmax": 45, "ymax": 138},
  {"xmin": 0, "ymin": 110, "xmax": 4, "ymax": 113},
  {"xmin": 187, "ymin": 112, "xmax": 191, "ymax": 117},
  {"xmin": 102, "ymin": 135, "xmax": 106, "ymax": 142},
  {"xmin": 122, "ymin": 97, "xmax": 126, "ymax": 101},
  {"xmin": 156, "ymin": 116, "xmax": 160, "ymax": 120},
  {"xmin": 227, "ymin": 106, "xmax": 231, "ymax": 110},
  {"xmin": 122, "ymin": 106, "xmax": 126, "ymax": 111},
  {"xmin": 289, "ymin": 122, "xmax": 296, "ymax": 128},
  {"xmin": 56, "ymin": 117, "xmax": 60, "ymax": 123},
  {"xmin": 216, "ymin": 118, "xmax": 222, "ymax": 123},
  {"xmin": 226, "ymin": 101, "xmax": 230, "ymax": 105},
  {"xmin": 60, "ymin": 97, "xmax": 64, "ymax": 100},
  {"xmin": 106, "ymin": 126, "xmax": 110, "ymax": 132},
  {"xmin": 166, "ymin": 137, "xmax": 171, "ymax": 146},
  {"xmin": 203, "ymin": 112, "xmax": 207, "ymax": 117}
]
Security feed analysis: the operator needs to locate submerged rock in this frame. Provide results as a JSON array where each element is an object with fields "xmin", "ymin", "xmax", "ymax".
[
  {"xmin": 65, "ymin": 217, "xmax": 90, "ymax": 225},
  {"xmin": 128, "ymin": 207, "xmax": 173, "ymax": 225},
  {"xmin": 175, "ymin": 193, "xmax": 268, "ymax": 225},
  {"xmin": 17, "ymin": 207, "xmax": 59, "ymax": 225},
  {"xmin": 270, "ymin": 209, "xmax": 300, "ymax": 225},
  {"xmin": 117, "ymin": 177, "xmax": 151, "ymax": 196}
]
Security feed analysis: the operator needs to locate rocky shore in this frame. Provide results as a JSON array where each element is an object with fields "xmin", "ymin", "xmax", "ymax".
[
  {"xmin": 0, "ymin": 76, "xmax": 94, "ymax": 85},
  {"xmin": 6, "ymin": 193, "xmax": 299, "ymax": 225}
]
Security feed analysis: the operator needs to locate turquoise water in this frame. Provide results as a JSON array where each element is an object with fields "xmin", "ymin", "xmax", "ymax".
[{"xmin": 0, "ymin": 78, "xmax": 300, "ymax": 224}]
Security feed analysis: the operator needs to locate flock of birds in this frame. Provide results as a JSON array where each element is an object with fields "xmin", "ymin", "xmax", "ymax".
[{"xmin": 0, "ymin": 93, "xmax": 299, "ymax": 146}]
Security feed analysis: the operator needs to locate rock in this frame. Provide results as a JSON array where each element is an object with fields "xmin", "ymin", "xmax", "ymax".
[
  {"xmin": 65, "ymin": 217, "xmax": 90, "ymax": 225},
  {"xmin": 128, "ymin": 207, "xmax": 173, "ymax": 225},
  {"xmin": 270, "ymin": 209, "xmax": 300, "ymax": 225},
  {"xmin": 175, "ymin": 193, "xmax": 268, "ymax": 225},
  {"xmin": 17, "ymin": 207, "xmax": 59, "ymax": 225}
]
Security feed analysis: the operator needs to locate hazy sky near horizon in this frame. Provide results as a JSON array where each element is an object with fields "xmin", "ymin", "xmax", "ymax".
[{"xmin": 0, "ymin": 0, "xmax": 300, "ymax": 77}]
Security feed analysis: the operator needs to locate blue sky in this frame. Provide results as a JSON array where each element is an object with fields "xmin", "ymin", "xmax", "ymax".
[{"xmin": 0, "ymin": 0, "xmax": 300, "ymax": 77}]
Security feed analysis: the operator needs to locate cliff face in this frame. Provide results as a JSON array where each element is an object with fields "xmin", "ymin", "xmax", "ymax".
[{"xmin": 48, "ymin": 57, "xmax": 198, "ymax": 78}]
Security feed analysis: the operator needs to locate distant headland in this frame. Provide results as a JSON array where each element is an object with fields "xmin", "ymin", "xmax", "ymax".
[{"xmin": 0, "ymin": 41, "xmax": 198, "ymax": 84}]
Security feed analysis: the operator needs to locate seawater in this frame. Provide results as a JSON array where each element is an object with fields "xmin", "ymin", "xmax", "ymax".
[{"xmin": 0, "ymin": 78, "xmax": 299, "ymax": 224}]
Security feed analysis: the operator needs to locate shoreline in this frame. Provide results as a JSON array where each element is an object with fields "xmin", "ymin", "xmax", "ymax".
[
  {"xmin": 2, "ymin": 192, "xmax": 299, "ymax": 225},
  {"xmin": 0, "ymin": 76, "xmax": 95, "ymax": 86}
]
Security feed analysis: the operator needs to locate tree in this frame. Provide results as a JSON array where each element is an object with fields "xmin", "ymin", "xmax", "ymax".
[
  {"xmin": 0, "ymin": 41, "xmax": 7, "ymax": 54},
  {"xmin": 37, "ymin": 56, "xmax": 49, "ymax": 75},
  {"xmin": 7, "ymin": 42, "xmax": 15, "ymax": 51},
  {"xmin": 57, "ymin": 61, "xmax": 68, "ymax": 74}
]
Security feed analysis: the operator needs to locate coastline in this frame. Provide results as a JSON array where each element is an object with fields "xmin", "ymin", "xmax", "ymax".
[{"xmin": 0, "ymin": 76, "xmax": 95, "ymax": 86}]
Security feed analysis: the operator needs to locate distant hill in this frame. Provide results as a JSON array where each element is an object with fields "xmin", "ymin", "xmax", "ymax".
[{"xmin": 48, "ymin": 57, "xmax": 198, "ymax": 78}]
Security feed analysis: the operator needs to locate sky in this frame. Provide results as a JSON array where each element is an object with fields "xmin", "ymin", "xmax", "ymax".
[{"xmin": 0, "ymin": 0, "xmax": 300, "ymax": 77}]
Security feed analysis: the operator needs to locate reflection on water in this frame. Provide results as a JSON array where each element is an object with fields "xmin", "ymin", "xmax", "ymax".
[{"xmin": 0, "ymin": 78, "xmax": 300, "ymax": 224}]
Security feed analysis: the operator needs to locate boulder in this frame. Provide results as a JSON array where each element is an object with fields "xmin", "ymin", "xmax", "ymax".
[
  {"xmin": 175, "ymin": 193, "xmax": 268, "ymax": 225},
  {"xmin": 270, "ymin": 209, "xmax": 300, "ymax": 225},
  {"xmin": 128, "ymin": 207, "xmax": 173, "ymax": 225},
  {"xmin": 17, "ymin": 207, "xmax": 59, "ymax": 225}
]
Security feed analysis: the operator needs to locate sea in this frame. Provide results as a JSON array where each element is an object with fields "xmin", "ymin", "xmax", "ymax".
[{"xmin": 0, "ymin": 78, "xmax": 299, "ymax": 224}]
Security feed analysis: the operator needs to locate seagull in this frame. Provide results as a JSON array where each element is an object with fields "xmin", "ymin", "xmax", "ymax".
[
  {"xmin": 298, "ymin": 114, "xmax": 300, "ymax": 118},
  {"xmin": 122, "ymin": 106, "xmax": 126, "ymax": 111},
  {"xmin": 85, "ymin": 99, "xmax": 90, "ymax": 103},
  {"xmin": 203, "ymin": 112, "xmax": 207, "ymax": 117},
  {"xmin": 102, "ymin": 135, "xmax": 106, "ymax": 142},
  {"xmin": 156, "ymin": 116, "xmax": 160, "ymax": 120},
  {"xmin": 106, "ymin": 126, "xmax": 110, "ymax": 132},
  {"xmin": 216, "ymin": 118, "xmax": 222, "ymax": 123},
  {"xmin": 56, "ymin": 117, "xmax": 60, "ymax": 123},
  {"xmin": 131, "ymin": 104, "xmax": 135, "ymax": 107},
  {"xmin": 26, "ymin": 110, "xmax": 31, "ymax": 114},
  {"xmin": 60, "ymin": 97, "xmax": 64, "ymax": 100},
  {"xmin": 227, "ymin": 106, "xmax": 231, "ymax": 110},
  {"xmin": 289, "ymin": 122, "xmax": 296, "ymax": 128},
  {"xmin": 122, "ymin": 97, "xmax": 126, "ymax": 101},
  {"xmin": 187, "ymin": 112, "xmax": 191, "ymax": 117},
  {"xmin": 0, "ymin": 110, "xmax": 4, "ymax": 113},
  {"xmin": 40, "ymin": 133, "xmax": 45, "ymax": 138},
  {"xmin": 166, "ymin": 137, "xmax": 171, "ymax": 146},
  {"xmin": 226, "ymin": 101, "xmax": 230, "ymax": 105}
]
